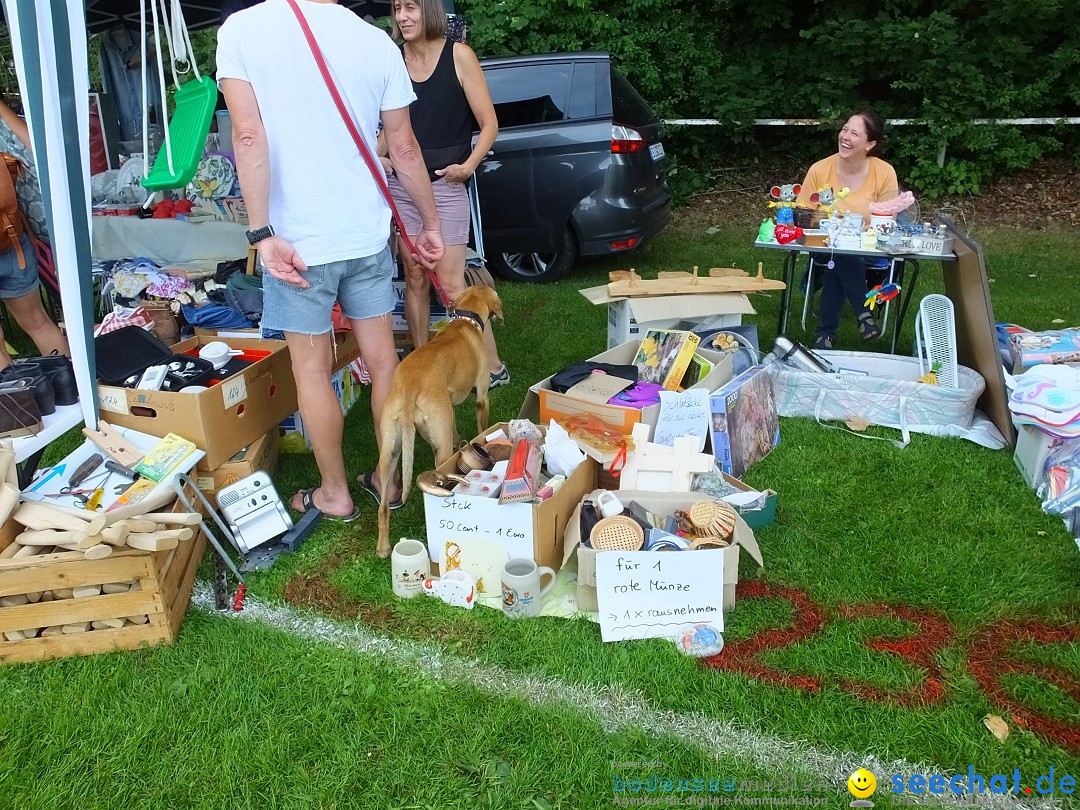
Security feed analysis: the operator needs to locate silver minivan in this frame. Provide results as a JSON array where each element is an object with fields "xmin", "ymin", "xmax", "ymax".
[{"xmin": 477, "ymin": 52, "xmax": 672, "ymax": 282}]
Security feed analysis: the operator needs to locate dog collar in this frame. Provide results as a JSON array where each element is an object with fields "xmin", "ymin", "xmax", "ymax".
[{"xmin": 449, "ymin": 309, "xmax": 485, "ymax": 332}]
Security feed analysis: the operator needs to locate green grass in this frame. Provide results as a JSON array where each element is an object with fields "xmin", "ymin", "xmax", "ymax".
[
  {"xmin": 2, "ymin": 221, "xmax": 1079, "ymax": 805},
  {"xmin": 3, "ymin": 611, "xmax": 852, "ymax": 809}
]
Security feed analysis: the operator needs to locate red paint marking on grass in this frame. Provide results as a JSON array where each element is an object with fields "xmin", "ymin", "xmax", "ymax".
[
  {"xmin": 836, "ymin": 603, "xmax": 954, "ymax": 706},
  {"xmin": 968, "ymin": 619, "xmax": 1080, "ymax": 754},
  {"xmin": 701, "ymin": 581, "xmax": 826, "ymax": 691}
]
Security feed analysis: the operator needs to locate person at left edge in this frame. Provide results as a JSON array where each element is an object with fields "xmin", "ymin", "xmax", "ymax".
[{"xmin": 217, "ymin": 0, "xmax": 444, "ymax": 520}]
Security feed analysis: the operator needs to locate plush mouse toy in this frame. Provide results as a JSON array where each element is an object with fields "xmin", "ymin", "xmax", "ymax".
[{"xmin": 768, "ymin": 184, "xmax": 801, "ymax": 224}]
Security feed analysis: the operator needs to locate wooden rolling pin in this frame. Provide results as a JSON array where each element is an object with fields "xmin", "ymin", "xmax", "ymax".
[
  {"xmin": 13, "ymin": 503, "xmax": 106, "ymax": 535},
  {"xmin": 14, "ymin": 529, "xmax": 92, "ymax": 547},
  {"xmin": 139, "ymin": 512, "xmax": 201, "ymax": 527}
]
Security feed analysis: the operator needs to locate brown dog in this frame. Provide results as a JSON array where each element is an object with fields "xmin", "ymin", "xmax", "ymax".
[{"xmin": 376, "ymin": 285, "xmax": 504, "ymax": 557}]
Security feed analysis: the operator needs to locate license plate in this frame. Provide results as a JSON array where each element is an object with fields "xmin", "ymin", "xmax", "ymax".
[{"xmin": 649, "ymin": 142, "xmax": 665, "ymax": 161}]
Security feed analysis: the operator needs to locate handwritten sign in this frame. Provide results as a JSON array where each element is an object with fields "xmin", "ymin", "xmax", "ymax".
[
  {"xmin": 566, "ymin": 373, "xmax": 632, "ymax": 406},
  {"xmin": 221, "ymin": 377, "xmax": 248, "ymax": 409},
  {"xmin": 595, "ymin": 549, "xmax": 725, "ymax": 642},
  {"xmin": 98, "ymin": 387, "xmax": 130, "ymax": 416},
  {"xmin": 423, "ymin": 491, "xmax": 533, "ymax": 564},
  {"xmin": 654, "ymin": 388, "xmax": 710, "ymax": 451}
]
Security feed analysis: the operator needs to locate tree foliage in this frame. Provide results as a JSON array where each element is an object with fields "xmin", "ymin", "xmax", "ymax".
[{"xmin": 459, "ymin": 0, "xmax": 1080, "ymax": 198}]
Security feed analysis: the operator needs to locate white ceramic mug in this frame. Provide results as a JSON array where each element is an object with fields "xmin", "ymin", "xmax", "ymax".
[
  {"xmin": 844, "ymin": 212, "xmax": 865, "ymax": 232},
  {"xmin": 391, "ymin": 538, "xmax": 429, "ymax": 599},
  {"xmin": 870, "ymin": 214, "xmax": 896, "ymax": 241},
  {"xmin": 501, "ymin": 558, "xmax": 556, "ymax": 619}
]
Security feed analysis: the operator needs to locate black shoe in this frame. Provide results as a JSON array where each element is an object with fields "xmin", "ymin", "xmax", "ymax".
[
  {"xmin": 0, "ymin": 379, "xmax": 42, "ymax": 438},
  {"xmin": 857, "ymin": 312, "xmax": 881, "ymax": 341},
  {"xmin": 812, "ymin": 334, "xmax": 833, "ymax": 350},
  {"xmin": 1, "ymin": 364, "xmax": 55, "ymax": 416},
  {"xmin": 14, "ymin": 352, "xmax": 77, "ymax": 405},
  {"xmin": 489, "ymin": 365, "xmax": 511, "ymax": 388}
]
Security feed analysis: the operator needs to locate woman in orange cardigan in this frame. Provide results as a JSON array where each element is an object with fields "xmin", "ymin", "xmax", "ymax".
[{"xmin": 796, "ymin": 111, "xmax": 898, "ymax": 349}]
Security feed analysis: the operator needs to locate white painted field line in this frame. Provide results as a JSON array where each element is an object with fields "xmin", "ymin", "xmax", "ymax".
[{"xmin": 191, "ymin": 585, "xmax": 1056, "ymax": 810}]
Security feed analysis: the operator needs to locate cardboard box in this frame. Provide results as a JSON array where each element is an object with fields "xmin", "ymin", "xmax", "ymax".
[
  {"xmin": 194, "ymin": 328, "xmax": 361, "ymax": 372},
  {"xmin": 195, "ymin": 429, "xmax": 280, "ymax": 496},
  {"xmin": 391, "ymin": 280, "xmax": 449, "ymax": 334},
  {"xmin": 1013, "ymin": 423, "xmax": 1059, "ymax": 488},
  {"xmin": 423, "ymin": 422, "xmax": 598, "ymax": 572},
  {"xmin": 519, "ymin": 341, "xmax": 733, "ymax": 436},
  {"xmin": 579, "ymin": 286, "xmax": 756, "ymax": 350},
  {"xmin": 97, "ymin": 336, "xmax": 298, "ymax": 470},
  {"xmin": 279, "ymin": 366, "xmax": 363, "ymax": 448},
  {"xmin": 564, "ymin": 489, "xmax": 763, "ymax": 612},
  {"xmin": 710, "ymin": 365, "xmax": 780, "ymax": 479}
]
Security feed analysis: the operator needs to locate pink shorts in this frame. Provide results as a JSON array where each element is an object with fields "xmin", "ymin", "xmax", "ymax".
[{"xmin": 387, "ymin": 175, "xmax": 471, "ymax": 245}]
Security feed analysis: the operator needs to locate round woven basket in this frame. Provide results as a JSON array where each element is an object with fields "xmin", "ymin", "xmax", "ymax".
[
  {"xmin": 590, "ymin": 516, "xmax": 645, "ymax": 551},
  {"xmin": 688, "ymin": 499, "xmax": 737, "ymax": 540},
  {"xmin": 689, "ymin": 535, "xmax": 732, "ymax": 551}
]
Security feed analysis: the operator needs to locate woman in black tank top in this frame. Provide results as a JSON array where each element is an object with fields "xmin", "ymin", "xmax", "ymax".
[{"xmin": 383, "ymin": 0, "xmax": 507, "ymax": 383}]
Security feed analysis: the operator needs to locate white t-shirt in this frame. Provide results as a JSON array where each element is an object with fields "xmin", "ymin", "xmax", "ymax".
[{"xmin": 216, "ymin": 0, "xmax": 415, "ymax": 265}]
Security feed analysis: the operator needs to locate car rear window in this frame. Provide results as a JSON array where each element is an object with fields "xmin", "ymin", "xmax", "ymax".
[
  {"xmin": 484, "ymin": 63, "xmax": 571, "ymax": 127},
  {"xmin": 610, "ymin": 66, "xmax": 657, "ymax": 127}
]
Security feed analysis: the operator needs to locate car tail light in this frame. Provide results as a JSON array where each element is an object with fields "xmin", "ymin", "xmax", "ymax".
[
  {"xmin": 611, "ymin": 124, "xmax": 646, "ymax": 153},
  {"xmin": 609, "ymin": 236, "xmax": 641, "ymax": 250}
]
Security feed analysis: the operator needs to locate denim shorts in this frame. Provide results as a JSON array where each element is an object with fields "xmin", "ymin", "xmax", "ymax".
[
  {"xmin": 0, "ymin": 233, "xmax": 40, "ymax": 299},
  {"xmin": 260, "ymin": 247, "xmax": 395, "ymax": 335}
]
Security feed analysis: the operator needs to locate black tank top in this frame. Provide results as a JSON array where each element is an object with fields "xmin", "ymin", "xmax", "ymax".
[{"xmin": 408, "ymin": 39, "xmax": 477, "ymax": 181}]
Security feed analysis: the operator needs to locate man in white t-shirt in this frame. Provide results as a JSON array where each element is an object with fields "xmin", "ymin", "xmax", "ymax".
[{"xmin": 217, "ymin": 0, "xmax": 443, "ymax": 521}]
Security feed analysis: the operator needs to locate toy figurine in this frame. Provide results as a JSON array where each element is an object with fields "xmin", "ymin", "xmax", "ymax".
[
  {"xmin": 757, "ymin": 217, "xmax": 776, "ymax": 243},
  {"xmin": 768, "ymin": 183, "xmax": 801, "ymax": 225},
  {"xmin": 861, "ymin": 228, "xmax": 878, "ymax": 251},
  {"xmin": 809, "ymin": 186, "xmax": 838, "ymax": 216}
]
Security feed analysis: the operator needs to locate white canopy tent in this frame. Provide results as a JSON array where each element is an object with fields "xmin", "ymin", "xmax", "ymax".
[{"xmin": 5, "ymin": 0, "xmax": 98, "ymax": 431}]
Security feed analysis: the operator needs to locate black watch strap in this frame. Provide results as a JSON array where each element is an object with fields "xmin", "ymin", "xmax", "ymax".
[{"xmin": 246, "ymin": 225, "xmax": 275, "ymax": 245}]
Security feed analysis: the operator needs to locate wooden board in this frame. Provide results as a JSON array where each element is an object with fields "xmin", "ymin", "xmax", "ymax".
[{"xmin": 608, "ymin": 266, "xmax": 786, "ymax": 298}]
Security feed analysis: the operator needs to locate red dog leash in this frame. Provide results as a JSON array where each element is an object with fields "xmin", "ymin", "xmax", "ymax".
[{"xmin": 286, "ymin": 0, "xmax": 452, "ymax": 308}]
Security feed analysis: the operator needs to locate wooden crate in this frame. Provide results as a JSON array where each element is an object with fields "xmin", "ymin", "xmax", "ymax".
[{"xmin": 0, "ymin": 493, "xmax": 207, "ymax": 665}]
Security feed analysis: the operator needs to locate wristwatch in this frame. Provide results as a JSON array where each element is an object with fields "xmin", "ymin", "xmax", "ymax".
[{"xmin": 245, "ymin": 224, "xmax": 275, "ymax": 245}]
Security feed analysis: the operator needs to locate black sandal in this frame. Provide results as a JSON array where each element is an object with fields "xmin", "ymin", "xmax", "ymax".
[{"xmin": 858, "ymin": 313, "xmax": 881, "ymax": 341}]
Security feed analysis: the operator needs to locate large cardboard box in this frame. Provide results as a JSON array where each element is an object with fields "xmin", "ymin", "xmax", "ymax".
[
  {"xmin": 519, "ymin": 341, "xmax": 733, "ymax": 435},
  {"xmin": 422, "ymin": 423, "xmax": 598, "ymax": 572},
  {"xmin": 195, "ymin": 429, "xmax": 280, "ymax": 496},
  {"xmin": 564, "ymin": 489, "xmax": 763, "ymax": 612},
  {"xmin": 578, "ymin": 286, "xmax": 756, "ymax": 350},
  {"xmin": 97, "ymin": 336, "xmax": 297, "ymax": 470}
]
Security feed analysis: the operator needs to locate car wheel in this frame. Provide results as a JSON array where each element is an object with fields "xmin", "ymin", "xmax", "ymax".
[{"xmin": 488, "ymin": 226, "xmax": 578, "ymax": 283}]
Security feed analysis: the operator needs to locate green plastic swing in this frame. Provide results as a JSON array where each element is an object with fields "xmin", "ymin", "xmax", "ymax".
[
  {"xmin": 140, "ymin": 0, "xmax": 217, "ymax": 192},
  {"xmin": 141, "ymin": 76, "xmax": 217, "ymax": 191}
]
